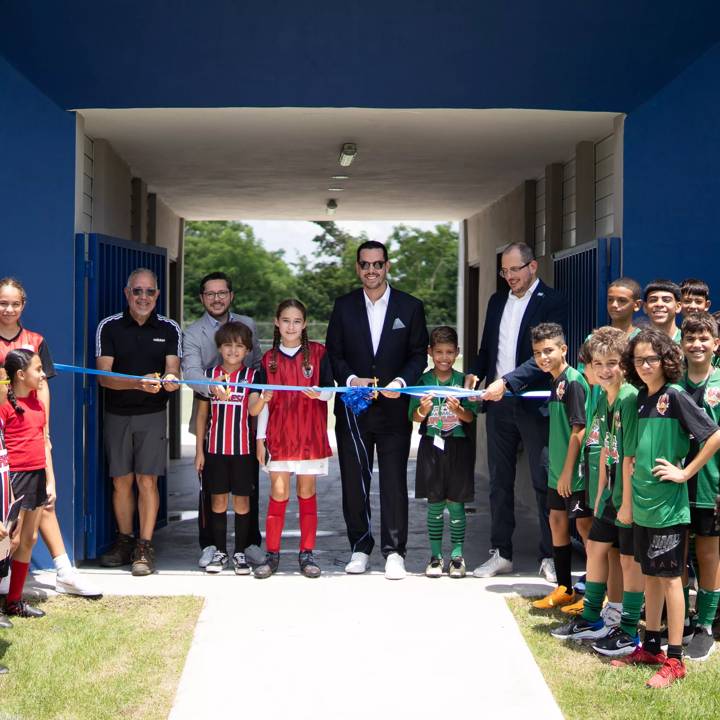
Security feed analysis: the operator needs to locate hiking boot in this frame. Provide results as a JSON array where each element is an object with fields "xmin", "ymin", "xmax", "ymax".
[
  {"xmin": 254, "ymin": 551, "xmax": 280, "ymax": 579},
  {"xmin": 299, "ymin": 551, "xmax": 321, "ymax": 578},
  {"xmin": 131, "ymin": 540, "xmax": 155, "ymax": 576},
  {"xmin": 99, "ymin": 533, "xmax": 135, "ymax": 567},
  {"xmin": 448, "ymin": 556, "xmax": 466, "ymax": 579}
]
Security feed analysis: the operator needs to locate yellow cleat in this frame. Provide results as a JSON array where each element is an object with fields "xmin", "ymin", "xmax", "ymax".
[
  {"xmin": 560, "ymin": 596, "xmax": 585, "ymax": 615},
  {"xmin": 531, "ymin": 585, "xmax": 576, "ymax": 610}
]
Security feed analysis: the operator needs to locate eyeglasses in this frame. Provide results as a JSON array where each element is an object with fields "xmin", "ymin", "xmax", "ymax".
[
  {"xmin": 358, "ymin": 260, "xmax": 386, "ymax": 271},
  {"xmin": 499, "ymin": 262, "xmax": 532, "ymax": 278},
  {"xmin": 0, "ymin": 301, "xmax": 23, "ymax": 311},
  {"xmin": 203, "ymin": 291, "xmax": 231, "ymax": 300},
  {"xmin": 633, "ymin": 355, "xmax": 661, "ymax": 367},
  {"xmin": 129, "ymin": 287, "xmax": 158, "ymax": 297}
]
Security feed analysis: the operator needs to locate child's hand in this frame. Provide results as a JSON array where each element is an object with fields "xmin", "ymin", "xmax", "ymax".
[
  {"xmin": 419, "ymin": 394, "xmax": 433, "ymax": 414},
  {"xmin": 652, "ymin": 458, "xmax": 687, "ymax": 483},
  {"xmin": 302, "ymin": 387, "xmax": 321, "ymax": 400},
  {"xmin": 0, "ymin": 521, "xmax": 7, "ymax": 541},
  {"xmin": 556, "ymin": 473, "xmax": 571, "ymax": 498},
  {"xmin": 617, "ymin": 503, "xmax": 632, "ymax": 526},
  {"xmin": 256, "ymin": 439, "xmax": 266, "ymax": 467},
  {"xmin": 446, "ymin": 396, "xmax": 462, "ymax": 416},
  {"xmin": 45, "ymin": 483, "xmax": 56, "ymax": 510},
  {"xmin": 261, "ymin": 390, "xmax": 273, "ymax": 403},
  {"xmin": 195, "ymin": 452, "xmax": 205, "ymax": 473}
]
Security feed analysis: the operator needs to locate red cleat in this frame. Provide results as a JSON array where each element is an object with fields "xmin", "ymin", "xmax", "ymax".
[
  {"xmin": 610, "ymin": 646, "xmax": 666, "ymax": 668},
  {"xmin": 646, "ymin": 658, "xmax": 687, "ymax": 689}
]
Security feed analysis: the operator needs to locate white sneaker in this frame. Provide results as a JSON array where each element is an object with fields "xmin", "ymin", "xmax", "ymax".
[
  {"xmin": 601, "ymin": 603, "xmax": 623, "ymax": 628},
  {"xmin": 539, "ymin": 557, "xmax": 557, "ymax": 583},
  {"xmin": 345, "ymin": 551, "xmax": 370, "ymax": 574},
  {"xmin": 55, "ymin": 570, "xmax": 102, "ymax": 597},
  {"xmin": 472, "ymin": 549, "xmax": 513, "ymax": 578},
  {"xmin": 0, "ymin": 573, "xmax": 9, "ymax": 595},
  {"xmin": 199, "ymin": 545, "xmax": 217, "ymax": 568},
  {"xmin": 384, "ymin": 552, "xmax": 406, "ymax": 580}
]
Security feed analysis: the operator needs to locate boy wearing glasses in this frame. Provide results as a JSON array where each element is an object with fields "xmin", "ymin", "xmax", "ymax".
[{"xmin": 96, "ymin": 268, "xmax": 181, "ymax": 575}]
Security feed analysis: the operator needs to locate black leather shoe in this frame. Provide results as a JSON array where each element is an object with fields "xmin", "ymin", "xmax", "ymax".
[
  {"xmin": 299, "ymin": 550, "xmax": 321, "ymax": 578},
  {"xmin": 5, "ymin": 600, "xmax": 46, "ymax": 618}
]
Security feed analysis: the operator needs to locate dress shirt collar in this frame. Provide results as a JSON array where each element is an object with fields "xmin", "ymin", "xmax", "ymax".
[
  {"xmin": 508, "ymin": 278, "xmax": 539, "ymax": 302},
  {"xmin": 363, "ymin": 283, "xmax": 391, "ymax": 309}
]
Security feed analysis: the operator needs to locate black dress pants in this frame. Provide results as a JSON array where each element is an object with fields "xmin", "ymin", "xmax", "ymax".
[{"xmin": 485, "ymin": 397, "xmax": 552, "ymax": 562}]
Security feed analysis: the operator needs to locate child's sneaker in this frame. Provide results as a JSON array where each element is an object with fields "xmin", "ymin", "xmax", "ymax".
[
  {"xmin": 206, "ymin": 551, "xmax": 228, "ymax": 574},
  {"xmin": 425, "ymin": 556, "xmax": 443, "ymax": 578},
  {"xmin": 610, "ymin": 646, "xmax": 666, "ymax": 668},
  {"xmin": 254, "ymin": 551, "xmax": 280, "ymax": 579},
  {"xmin": 551, "ymin": 617, "xmax": 609, "ymax": 641},
  {"xmin": 448, "ymin": 557, "xmax": 466, "ymax": 579},
  {"xmin": 646, "ymin": 657, "xmax": 686, "ymax": 689},
  {"xmin": 532, "ymin": 586, "xmax": 576, "ymax": 610},
  {"xmin": 232, "ymin": 552, "xmax": 251, "ymax": 575},
  {"xmin": 600, "ymin": 603, "xmax": 623, "ymax": 628},
  {"xmin": 685, "ymin": 627, "xmax": 716, "ymax": 662},
  {"xmin": 592, "ymin": 626, "xmax": 639, "ymax": 657},
  {"xmin": 661, "ymin": 615, "xmax": 696, "ymax": 646},
  {"xmin": 298, "ymin": 550, "xmax": 321, "ymax": 578},
  {"xmin": 560, "ymin": 596, "xmax": 585, "ymax": 615}
]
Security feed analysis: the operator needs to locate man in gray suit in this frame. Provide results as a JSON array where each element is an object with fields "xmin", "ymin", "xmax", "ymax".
[{"xmin": 182, "ymin": 272, "xmax": 263, "ymax": 567}]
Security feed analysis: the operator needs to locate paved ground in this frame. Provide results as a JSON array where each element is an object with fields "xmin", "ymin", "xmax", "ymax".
[{"xmin": 31, "ymin": 446, "xmax": 565, "ymax": 720}]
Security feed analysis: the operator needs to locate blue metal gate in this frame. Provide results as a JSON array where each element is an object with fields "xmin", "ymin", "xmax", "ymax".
[
  {"xmin": 74, "ymin": 233, "xmax": 168, "ymax": 560},
  {"xmin": 553, "ymin": 237, "xmax": 622, "ymax": 366}
]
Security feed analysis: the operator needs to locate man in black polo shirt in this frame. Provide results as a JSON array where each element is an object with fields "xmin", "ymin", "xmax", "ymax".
[{"xmin": 95, "ymin": 268, "xmax": 181, "ymax": 576}]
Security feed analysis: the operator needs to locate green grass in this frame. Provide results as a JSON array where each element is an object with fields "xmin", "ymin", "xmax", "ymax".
[
  {"xmin": 0, "ymin": 595, "xmax": 203, "ymax": 720},
  {"xmin": 507, "ymin": 596, "xmax": 720, "ymax": 720}
]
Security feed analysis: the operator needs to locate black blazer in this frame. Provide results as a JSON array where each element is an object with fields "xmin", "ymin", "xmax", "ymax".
[
  {"xmin": 471, "ymin": 279, "xmax": 567, "ymax": 394},
  {"xmin": 326, "ymin": 286, "xmax": 429, "ymax": 428}
]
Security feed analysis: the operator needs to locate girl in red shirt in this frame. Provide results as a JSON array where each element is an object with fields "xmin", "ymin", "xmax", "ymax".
[
  {"xmin": 0, "ymin": 349, "xmax": 55, "ymax": 618},
  {"xmin": 254, "ymin": 299, "xmax": 334, "ymax": 579}
]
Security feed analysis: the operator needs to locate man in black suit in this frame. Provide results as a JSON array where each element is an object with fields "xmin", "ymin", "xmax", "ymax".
[
  {"xmin": 467, "ymin": 242, "xmax": 567, "ymax": 579},
  {"xmin": 326, "ymin": 241, "xmax": 428, "ymax": 580}
]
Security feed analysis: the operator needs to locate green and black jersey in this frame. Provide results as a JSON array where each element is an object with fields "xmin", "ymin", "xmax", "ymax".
[
  {"xmin": 633, "ymin": 383, "xmax": 718, "ymax": 528},
  {"xmin": 679, "ymin": 369, "xmax": 720, "ymax": 509},
  {"xmin": 596, "ymin": 383, "xmax": 638, "ymax": 527},
  {"xmin": 672, "ymin": 327, "xmax": 682, "ymax": 344},
  {"xmin": 548, "ymin": 366, "xmax": 589, "ymax": 492},
  {"xmin": 584, "ymin": 390, "xmax": 602, "ymax": 510},
  {"xmin": 408, "ymin": 369, "xmax": 478, "ymax": 438}
]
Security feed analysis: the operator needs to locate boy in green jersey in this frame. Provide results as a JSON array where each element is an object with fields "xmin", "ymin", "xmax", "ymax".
[
  {"xmin": 410, "ymin": 326, "xmax": 478, "ymax": 579},
  {"xmin": 643, "ymin": 280, "xmax": 682, "ymax": 344},
  {"xmin": 679, "ymin": 312, "xmax": 720, "ymax": 661},
  {"xmin": 679, "ymin": 278, "xmax": 711, "ymax": 316},
  {"xmin": 530, "ymin": 323, "xmax": 592, "ymax": 610},
  {"xmin": 619, "ymin": 328, "xmax": 720, "ymax": 688},
  {"xmin": 607, "ymin": 277, "xmax": 642, "ymax": 339}
]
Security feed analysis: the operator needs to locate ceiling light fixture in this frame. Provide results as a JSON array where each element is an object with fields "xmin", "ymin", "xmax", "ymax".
[
  {"xmin": 331, "ymin": 175, "xmax": 350, "ymax": 180},
  {"xmin": 328, "ymin": 187, "xmax": 344, "ymax": 192},
  {"xmin": 326, "ymin": 199, "xmax": 338, "ymax": 215},
  {"xmin": 338, "ymin": 143, "xmax": 357, "ymax": 167}
]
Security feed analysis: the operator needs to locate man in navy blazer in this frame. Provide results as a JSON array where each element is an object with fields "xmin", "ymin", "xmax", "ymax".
[
  {"xmin": 468, "ymin": 242, "xmax": 567, "ymax": 580},
  {"xmin": 326, "ymin": 241, "xmax": 428, "ymax": 579}
]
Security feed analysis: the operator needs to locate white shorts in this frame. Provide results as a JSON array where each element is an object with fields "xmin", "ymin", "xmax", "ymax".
[{"xmin": 264, "ymin": 458, "xmax": 329, "ymax": 476}]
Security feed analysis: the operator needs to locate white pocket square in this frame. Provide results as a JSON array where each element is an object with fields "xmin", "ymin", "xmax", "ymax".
[{"xmin": 392, "ymin": 317, "xmax": 406, "ymax": 330}]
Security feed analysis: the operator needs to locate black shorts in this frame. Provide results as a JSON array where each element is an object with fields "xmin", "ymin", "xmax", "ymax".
[
  {"xmin": 634, "ymin": 524, "xmax": 688, "ymax": 577},
  {"xmin": 10, "ymin": 469, "xmax": 47, "ymax": 510},
  {"xmin": 546, "ymin": 487, "xmax": 592, "ymax": 519},
  {"xmin": 690, "ymin": 507, "xmax": 720, "ymax": 537},
  {"xmin": 588, "ymin": 517, "xmax": 634, "ymax": 555},
  {"xmin": 202, "ymin": 453, "xmax": 255, "ymax": 496},
  {"xmin": 414, "ymin": 435, "xmax": 474, "ymax": 503}
]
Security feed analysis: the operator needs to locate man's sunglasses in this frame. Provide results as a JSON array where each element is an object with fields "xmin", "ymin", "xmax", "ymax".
[
  {"xmin": 358, "ymin": 260, "xmax": 386, "ymax": 270},
  {"xmin": 130, "ymin": 287, "xmax": 158, "ymax": 297}
]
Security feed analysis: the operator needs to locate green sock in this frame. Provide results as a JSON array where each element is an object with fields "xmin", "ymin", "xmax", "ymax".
[
  {"xmin": 427, "ymin": 502, "xmax": 445, "ymax": 558},
  {"xmin": 581, "ymin": 581, "xmax": 606, "ymax": 622},
  {"xmin": 620, "ymin": 590, "xmax": 644, "ymax": 637},
  {"xmin": 447, "ymin": 502, "xmax": 466, "ymax": 558},
  {"xmin": 683, "ymin": 584, "xmax": 690, "ymax": 619},
  {"xmin": 696, "ymin": 588, "xmax": 720, "ymax": 628}
]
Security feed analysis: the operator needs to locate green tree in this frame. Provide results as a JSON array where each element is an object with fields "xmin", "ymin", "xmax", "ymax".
[
  {"xmin": 183, "ymin": 221, "xmax": 296, "ymax": 323},
  {"xmin": 389, "ymin": 223, "xmax": 458, "ymax": 326}
]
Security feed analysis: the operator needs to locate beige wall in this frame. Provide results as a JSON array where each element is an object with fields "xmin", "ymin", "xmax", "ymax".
[
  {"xmin": 153, "ymin": 196, "xmax": 182, "ymax": 261},
  {"xmin": 92, "ymin": 139, "xmax": 132, "ymax": 240}
]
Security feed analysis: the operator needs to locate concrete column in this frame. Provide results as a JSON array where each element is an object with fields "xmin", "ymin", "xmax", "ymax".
[
  {"xmin": 131, "ymin": 177, "xmax": 148, "ymax": 244},
  {"xmin": 612, "ymin": 114, "xmax": 625, "ymax": 239},
  {"xmin": 575, "ymin": 141, "xmax": 595, "ymax": 245}
]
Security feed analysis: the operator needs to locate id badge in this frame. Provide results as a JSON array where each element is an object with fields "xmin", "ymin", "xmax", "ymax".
[{"xmin": 433, "ymin": 434, "xmax": 445, "ymax": 451}]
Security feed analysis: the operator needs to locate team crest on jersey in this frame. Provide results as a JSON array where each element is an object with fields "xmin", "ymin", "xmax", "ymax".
[
  {"xmin": 705, "ymin": 387, "xmax": 720, "ymax": 408},
  {"xmin": 613, "ymin": 409, "xmax": 621, "ymax": 427},
  {"xmin": 587, "ymin": 418, "xmax": 600, "ymax": 445},
  {"xmin": 302, "ymin": 364, "xmax": 314, "ymax": 379},
  {"xmin": 556, "ymin": 380, "xmax": 566, "ymax": 400},
  {"xmin": 656, "ymin": 393, "xmax": 670, "ymax": 416}
]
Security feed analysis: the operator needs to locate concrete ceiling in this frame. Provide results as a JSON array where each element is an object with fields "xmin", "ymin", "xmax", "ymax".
[{"xmin": 80, "ymin": 107, "xmax": 619, "ymax": 221}]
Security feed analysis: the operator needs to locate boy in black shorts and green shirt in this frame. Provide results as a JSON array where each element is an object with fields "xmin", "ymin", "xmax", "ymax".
[
  {"xmin": 679, "ymin": 312, "xmax": 720, "ymax": 661},
  {"xmin": 410, "ymin": 326, "xmax": 477, "ymax": 579},
  {"xmin": 620, "ymin": 328, "xmax": 720, "ymax": 688},
  {"xmin": 530, "ymin": 323, "xmax": 592, "ymax": 610}
]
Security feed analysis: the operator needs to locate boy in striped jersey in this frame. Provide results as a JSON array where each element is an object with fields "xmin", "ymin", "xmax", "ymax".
[{"xmin": 195, "ymin": 322, "xmax": 267, "ymax": 574}]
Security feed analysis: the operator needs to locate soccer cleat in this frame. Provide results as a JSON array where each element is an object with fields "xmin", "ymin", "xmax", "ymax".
[
  {"xmin": 206, "ymin": 551, "xmax": 229, "ymax": 574},
  {"xmin": 592, "ymin": 626, "xmax": 639, "ymax": 657},
  {"xmin": 560, "ymin": 597, "xmax": 585, "ymax": 615},
  {"xmin": 448, "ymin": 556, "xmax": 466, "ymax": 579},
  {"xmin": 646, "ymin": 657, "xmax": 686, "ymax": 689},
  {"xmin": 600, "ymin": 603, "xmax": 622, "ymax": 628},
  {"xmin": 472, "ymin": 549, "xmax": 513, "ymax": 578},
  {"xmin": 551, "ymin": 617, "xmax": 609, "ymax": 641},
  {"xmin": 232, "ymin": 552, "xmax": 252, "ymax": 575},
  {"xmin": 610, "ymin": 646, "xmax": 666, "ymax": 668},
  {"xmin": 538, "ymin": 557, "xmax": 556, "ymax": 583},
  {"xmin": 198, "ymin": 545, "xmax": 217, "ymax": 569},
  {"xmin": 254, "ymin": 551, "xmax": 280, "ymax": 579},
  {"xmin": 532, "ymin": 586, "xmax": 576, "ymax": 610},
  {"xmin": 4, "ymin": 600, "xmax": 46, "ymax": 619},
  {"xmin": 685, "ymin": 627, "xmax": 716, "ymax": 662},
  {"xmin": 425, "ymin": 556, "xmax": 443, "ymax": 578},
  {"xmin": 298, "ymin": 550, "xmax": 321, "ymax": 578}
]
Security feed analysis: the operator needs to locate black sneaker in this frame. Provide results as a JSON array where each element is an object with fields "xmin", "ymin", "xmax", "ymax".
[
  {"xmin": 232, "ymin": 552, "xmax": 252, "ymax": 575},
  {"xmin": 4, "ymin": 600, "xmax": 45, "ymax": 619},
  {"xmin": 661, "ymin": 614, "xmax": 696, "ymax": 646},
  {"xmin": 299, "ymin": 551, "xmax": 321, "ymax": 578},
  {"xmin": 551, "ymin": 617, "xmax": 609, "ymax": 641},
  {"xmin": 99, "ymin": 533, "xmax": 136, "ymax": 567},
  {"xmin": 254, "ymin": 551, "xmax": 280, "ymax": 579},
  {"xmin": 592, "ymin": 626, "xmax": 639, "ymax": 656},
  {"xmin": 685, "ymin": 627, "xmax": 716, "ymax": 662},
  {"xmin": 205, "ymin": 551, "xmax": 229, "ymax": 574}
]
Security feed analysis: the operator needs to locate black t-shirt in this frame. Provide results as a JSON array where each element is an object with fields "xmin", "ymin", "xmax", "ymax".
[{"xmin": 96, "ymin": 309, "xmax": 182, "ymax": 415}]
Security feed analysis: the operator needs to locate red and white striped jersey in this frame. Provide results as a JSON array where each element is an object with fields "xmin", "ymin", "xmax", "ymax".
[
  {"xmin": 0, "ymin": 421, "xmax": 10, "ymax": 522},
  {"xmin": 204, "ymin": 365, "xmax": 259, "ymax": 455}
]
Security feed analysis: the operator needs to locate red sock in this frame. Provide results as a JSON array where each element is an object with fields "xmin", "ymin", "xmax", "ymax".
[
  {"xmin": 265, "ymin": 498, "xmax": 288, "ymax": 553},
  {"xmin": 8, "ymin": 560, "xmax": 30, "ymax": 604},
  {"xmin": 298, "ymin": 494, "xmax": 318, "ymax": 551}
]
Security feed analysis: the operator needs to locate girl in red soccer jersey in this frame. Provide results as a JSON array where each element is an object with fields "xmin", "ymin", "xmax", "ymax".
[
  {"xmin": 0, "ymin": 349, "xmax": 55, "ymax": 618},
  {"xmin": 0, "ymin": 362, "xmax": 15, "ymax": 655},
  {"xmin": 254, "ymin": 299, "xmax": 334, "ymax": 579}
]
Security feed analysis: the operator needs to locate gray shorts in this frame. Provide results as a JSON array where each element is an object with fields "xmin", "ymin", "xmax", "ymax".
[{"xmin": 104, "ymin": 411, "xmax": 167, "ymax": 477}]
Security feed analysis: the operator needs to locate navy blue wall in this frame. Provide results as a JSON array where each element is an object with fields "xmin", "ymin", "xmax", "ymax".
[
  {"xmin": 624, "ymin": 41, "xmax": 720, "ymax": 302},
  {"xmin": 0, "ymin": 56, "xmax": 78, "ymax": 567}
]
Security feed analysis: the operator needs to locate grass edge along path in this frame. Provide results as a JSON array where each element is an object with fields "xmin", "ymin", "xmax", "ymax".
[
  {"xmin": 507, "ymin": 596, "xmax": 720, "ymax": 720},
  {"xmin": 0, "ymin": 595, "xmax": 203, "ymax": 720}
]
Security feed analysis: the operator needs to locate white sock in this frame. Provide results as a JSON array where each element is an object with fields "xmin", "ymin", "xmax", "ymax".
[
  {"xmin": 607, "ymin": 601, "xmax": 623, "ymax": 611},
  {"xmin": 53, "ymin": 553, "xmax": 73, "ymax": 576}
]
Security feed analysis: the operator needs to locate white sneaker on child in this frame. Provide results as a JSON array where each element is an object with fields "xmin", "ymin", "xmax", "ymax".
[
  {"xmin": 56, "ymin": 570, "xmax": 102, "ymax": 597},
  {"xmin": 198, "ymin": 545, "xmax": 217, "ymax": 568},
  {"xmin": 472, "ymin": 549, "xmax": 513, "ymax": 578},
  {"xmin": 539, "ymin": 557, "xmax": 557, "ymax": 584}
]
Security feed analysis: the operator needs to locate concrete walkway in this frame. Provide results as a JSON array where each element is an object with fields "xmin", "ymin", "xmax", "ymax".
[{"xmin": 32, "ymin": 450, "xmax": 564, "ymax": 720}]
